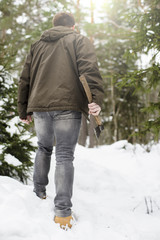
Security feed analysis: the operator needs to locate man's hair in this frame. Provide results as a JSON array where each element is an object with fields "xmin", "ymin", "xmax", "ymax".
[{"xmin": 53, "ymin": 12, "xmax": 75, "ymax": 27}]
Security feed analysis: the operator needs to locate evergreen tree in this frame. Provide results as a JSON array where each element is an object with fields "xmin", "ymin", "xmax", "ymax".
[
  {"xmin": 119, "ymin": 0, "xmax": 160, "ymax": 141},
  {"xmin": 89, "ymin": 0, "xmax": 148, "ymax": 144},
  {"xmin": 0, "ymin": 68, "xmax": 36, "ymax": 183}
]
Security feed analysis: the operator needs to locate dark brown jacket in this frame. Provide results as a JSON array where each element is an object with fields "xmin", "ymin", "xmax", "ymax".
[{"xmin": 18, "ymin": 26, "xmax": 104, "ymax": 119}]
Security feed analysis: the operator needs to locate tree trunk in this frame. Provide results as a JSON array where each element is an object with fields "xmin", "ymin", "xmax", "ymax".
[
  {"xmin": 88, "ymin": 115, "xmax": 97, "ymax": 148},
  {"xmin": 111, "ymin": 76, "xmax": 118, "ymax": 142},
  {"xmin": 88, "ymin": 0, "xmax": 96, "ymax": 147},
  {"xmin": 75, "ymin": 0, "xmax": 81, "ymax": 33},
  {"xmin": 78, "ymin": 114, "xmax": 88, "ymax": 146},
  {"xmin": 77, "ymin": 0, "xmax": 97, "ymax": 148}
]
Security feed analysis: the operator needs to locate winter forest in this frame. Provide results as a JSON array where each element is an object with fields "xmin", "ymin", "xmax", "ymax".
[{"xmin": 1, "ymin": 0, "xmax": 160, "ymax": 239}]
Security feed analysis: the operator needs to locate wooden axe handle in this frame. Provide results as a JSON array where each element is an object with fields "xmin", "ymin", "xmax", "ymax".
[
  {"xmin": 79, "ymin": 75, "xmax": 92, "ymax": 103},
  {"xmin": 79, "ymin": 75, "xmax": 102, "ymax": 126}
]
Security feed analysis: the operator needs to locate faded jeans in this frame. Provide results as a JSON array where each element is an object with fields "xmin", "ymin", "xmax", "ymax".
[{"xmin": 33, "ymin": 111, "xmax": 81, "ymax": 217}]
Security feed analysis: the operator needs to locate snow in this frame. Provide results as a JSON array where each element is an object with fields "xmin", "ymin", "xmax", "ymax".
[
  {"xmin": 5, "ymin": 116, "xmax": 32, "ymax": 140},
  {"xmin": 6, "ymin": 116, "xmax": 20, "ymax": 137},
  {"xmin": 0, "ymin": 140, "xmax": 160, "ymax": 240},
  {"xmin": 4, "ymin": 154, "xmax": 22, "ymax": 166}
]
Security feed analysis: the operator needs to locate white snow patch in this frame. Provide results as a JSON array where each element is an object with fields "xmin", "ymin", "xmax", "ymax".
[
  {"xmin": 6, "ymin": 116, "xmax": 20, "ymax": 136},
  {"xmin": 16, "ymin": 15, "xmax": 28, "ymax": 24},
  {"xmin": 4, "ymin": 154, "xmax": 22, "ymax": 166},
  {"xmin": 0, "ymin": 145, "xmax": 3, "ymax": 154}
]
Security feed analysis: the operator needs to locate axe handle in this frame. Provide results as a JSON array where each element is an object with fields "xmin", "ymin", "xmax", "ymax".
[{"xmin": 79, "ymin": 75, "xmax": 102, "ymax": 126}]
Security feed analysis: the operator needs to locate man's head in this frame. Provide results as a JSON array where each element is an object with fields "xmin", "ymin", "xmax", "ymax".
[{"xmin": 53, "ymin": 12, "xmax": 75, "ymax": 27}]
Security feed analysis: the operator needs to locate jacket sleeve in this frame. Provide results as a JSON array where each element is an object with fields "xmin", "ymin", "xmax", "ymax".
[
  {"xmin": 75, "ymin": 35, "xmax": 104, "ymax": 106},
  {"xmin": 17, "ymin": 46, "xmax": 33, "ymax": 119}
]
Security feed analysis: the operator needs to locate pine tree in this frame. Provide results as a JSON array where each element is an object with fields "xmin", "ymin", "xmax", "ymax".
[
  {"xmin": 87, "ymin": 0, "xmax": 145, "ymax": 144},
  {"xmin": 118, "ymin": 0, "xmax": 160, "ymax": 141},
  {"xmin": 0, "ymin": 68, "xmax": 36, "ymax": 183}
]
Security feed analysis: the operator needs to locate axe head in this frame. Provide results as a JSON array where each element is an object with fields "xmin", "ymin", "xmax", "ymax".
[{"xmin": 94, "ymin": 124, "xmax": 104, "ymax": 139}]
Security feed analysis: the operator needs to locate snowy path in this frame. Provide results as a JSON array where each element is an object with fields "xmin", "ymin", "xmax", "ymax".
[{"xmin": 0, "ymin": 141, "xmax": 160, "ymax": 240}]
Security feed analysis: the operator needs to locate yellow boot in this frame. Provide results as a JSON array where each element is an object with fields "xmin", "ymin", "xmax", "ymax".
[{"xmin": 54, "ymin": 215, "xmax": 73, "ymax": 230}]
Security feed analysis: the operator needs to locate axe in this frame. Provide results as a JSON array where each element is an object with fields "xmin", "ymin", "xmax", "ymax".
[{"xmin": 79, "ymin": 75, "xmax": 104, "ymax": 138}]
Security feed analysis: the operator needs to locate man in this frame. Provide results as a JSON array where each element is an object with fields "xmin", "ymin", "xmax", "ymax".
[{"xmin": 18, "ymin": 12, "xmax": 104, "ymax": 229}]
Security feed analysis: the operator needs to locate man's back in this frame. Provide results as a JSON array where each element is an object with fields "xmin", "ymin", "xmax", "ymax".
[{"xmin": 18, "ymin": 26, "xmax": 103, "ymax": 119}]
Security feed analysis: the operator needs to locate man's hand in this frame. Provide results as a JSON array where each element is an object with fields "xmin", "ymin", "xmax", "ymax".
[
  {"xmin": 20, "ymin": 115, "xmax": 32, "ymax": 125},
  {"xmin": 88, "ymin": 102, "xmax": 101, "ymax": 116}
]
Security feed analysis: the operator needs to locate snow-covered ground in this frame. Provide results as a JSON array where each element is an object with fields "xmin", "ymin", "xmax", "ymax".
[{"xmin": 1, "ymin": 140, "xmax": 160, "ymax": 240}]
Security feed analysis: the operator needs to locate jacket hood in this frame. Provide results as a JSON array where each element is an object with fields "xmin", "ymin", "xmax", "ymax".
[{"xmin": 40, "ymin": 26, "xmax": 75, "ymax": 42}]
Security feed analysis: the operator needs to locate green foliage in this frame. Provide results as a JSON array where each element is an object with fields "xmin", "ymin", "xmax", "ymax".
[
  {"xmin": 0, "ymin": 0, "xmax": 69, "ymax": 70},
  {"xmin": 0, "ymin": 69, "xmax": 36, "ymax": 183},
  {"xmin": 116, "ymin": 0, "xmax": 160, "ymax": 139},
  {"xmin": 92, "ymin": 0, "xmax": 160, "ymax": 144},
  {"xmin": 89, "ymin": 0, "xmax": 146, "ymax": 143}
]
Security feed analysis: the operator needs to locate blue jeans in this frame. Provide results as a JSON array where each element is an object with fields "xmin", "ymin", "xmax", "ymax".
[{"xmin": 33, "ymin": 111, "xmax": 81, "ymax": 217}]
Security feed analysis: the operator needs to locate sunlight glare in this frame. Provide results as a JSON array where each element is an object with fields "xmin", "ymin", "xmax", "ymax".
[{"xmin": 80, "ymin": 0, "xmax": 105, "ymax": 9}]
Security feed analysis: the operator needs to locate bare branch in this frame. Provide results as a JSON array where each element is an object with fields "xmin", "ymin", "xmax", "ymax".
[
  {"xmin": 149, "ymin": 197, "xmax": 153, "ymax": 213},
  {"xmin": 137, "ymin": 0, "xmax": 144, "ymax": 9},
  {"xmin": 153, "ymin": 200, "xmax": 160, "ymax": 210},
  {"xmin": 107, "ymin": 19, "xmax": 137, "ymax": 33},
  {"xmin": 132, "ymin": 200, "xmax": 143, "ymax": 211},
  {"xmin": 145, "ymin": 197, "xmax": 150, "ymax": 214}
]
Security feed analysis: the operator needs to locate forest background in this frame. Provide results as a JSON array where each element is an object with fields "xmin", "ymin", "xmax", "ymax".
[{"xmin": 0, "ymin": 0, "xmax": 160, "ymax": 181}]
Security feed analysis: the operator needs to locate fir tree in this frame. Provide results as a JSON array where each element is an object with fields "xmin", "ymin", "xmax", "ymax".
[
  {"xmin": 119, "ymin": 0, "xmax": 160, "ymax": 141},
  {"xmin": 0, "ymin": 68, "xmax": 36, "ymax": 183},
  {"xmin": 91, "ymin": 0, "xmax": 148, "ymax": 144}
]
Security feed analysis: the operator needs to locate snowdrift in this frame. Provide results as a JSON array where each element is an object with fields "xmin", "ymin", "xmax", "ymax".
[{"xmin": 0, "ymin": 141, "xmax": 160, "ymax": 240}]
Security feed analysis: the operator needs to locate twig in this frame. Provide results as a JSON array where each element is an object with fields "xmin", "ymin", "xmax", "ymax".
[
  {"xmin": 145, "ymin": 197, "xmax": 150, "ymax": 214},
  {"xmin": 133, "ymin": 201, "xmax": 143, "ymax": 211},
  {"xmin": 153, "ymin": 200, "xmax": 160, "ymax": 210},
  {"xmin": 107, "ymin": 19, "xmax": 138, "ymax": 33},
  {"xmin": 150, "ymin": 197, "xmax": 153, "ymax": 213}
]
